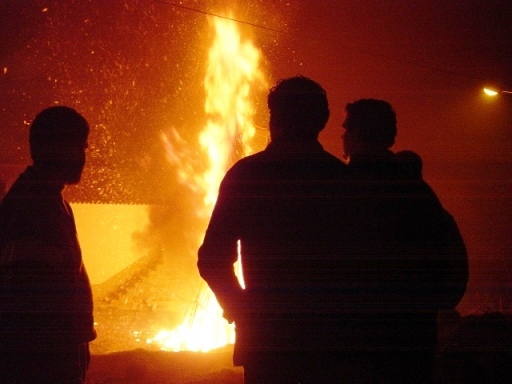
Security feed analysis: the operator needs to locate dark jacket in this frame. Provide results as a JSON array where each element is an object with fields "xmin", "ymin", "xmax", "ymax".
[
  {"xmin": 345, "ymin": 150, "xmax": 468, "ymax": 353},
  {"xmin": 198, "ymin": 143, "xmax": 468, "ymax": 365},
  {"xmin": 198, "ymin": 140, "xmax": 353, "ymax": 364},
  {"xmin": 0, "ymin": 166, "xmax": 96, "ymax": 350}
]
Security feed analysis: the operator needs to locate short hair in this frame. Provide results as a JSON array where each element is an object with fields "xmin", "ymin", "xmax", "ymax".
[
  {"xmin": 268, "ymin": 75, "xmax": 329, "ymax": 139},
  {"xmin": 344, "ymin": 99, "xmax": 397, "ymax": 148},
  {"xmin": 29, "ymin": 106, "xmax": 89, "ymax": 163}
]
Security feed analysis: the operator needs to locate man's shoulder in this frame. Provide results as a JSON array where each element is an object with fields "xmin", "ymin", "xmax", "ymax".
[
  {"xmin": 226, "ymin": 147, "xmax": 347, "ymax": 180},
  {"xmin": 224, "ymin": 151, "xmax": 267, "ymax": 176},
  {"xmin": 1, "ymin": 176, "xmax": 38, "ymax": 208},
  {"xmin": 0, "ymin": 172, "xmax": 60, "ymax": 225}
]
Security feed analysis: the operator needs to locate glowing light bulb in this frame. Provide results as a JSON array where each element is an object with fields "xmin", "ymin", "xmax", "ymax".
[{"xmin": 483, "ymin": 87, "xmax": 499, "ymax": 96}]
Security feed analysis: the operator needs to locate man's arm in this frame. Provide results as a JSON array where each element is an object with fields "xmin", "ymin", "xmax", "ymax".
[
  {"xmin": 197, "ymin": 176, "xmax": 245, "ymax": 323},
  {"xmin": 436, "ymin": 209, "xmax": 469, "ymax": 309},
  {"xmin": 397, "ymin": 178, "xmax": 469, "ymax": 311},
  {"xmin": 414, "ymin": 183, "xmax": 469, "ymax": 310}
]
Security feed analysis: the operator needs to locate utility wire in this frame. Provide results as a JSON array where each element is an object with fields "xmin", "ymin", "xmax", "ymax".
[
  {"xmin": 152, "ymin": 0, "xmax": 494, "ymax": 84},
  {"xmin": 153, "ymin": 0, "xmax": 288, "ymax": 34}
]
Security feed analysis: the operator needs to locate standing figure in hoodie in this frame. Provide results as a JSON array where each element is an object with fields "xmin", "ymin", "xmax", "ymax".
[{"xmin": 340, "ymin": 98, "xmax": 468, "ymax": 383}]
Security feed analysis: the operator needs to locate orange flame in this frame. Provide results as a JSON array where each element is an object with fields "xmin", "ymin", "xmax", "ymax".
[{"xmin": 148, "ymin": 16, "xmax": 265, "ymax": 352}]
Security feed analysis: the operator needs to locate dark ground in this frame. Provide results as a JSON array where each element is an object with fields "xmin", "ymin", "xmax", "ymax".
[
  {"xmin": 86, "ymin": 311, "xmax": 512, "ymax": 384},
  {"xmin": 87, "ymin": 346, "xmax": 242, "ymax": 384}
]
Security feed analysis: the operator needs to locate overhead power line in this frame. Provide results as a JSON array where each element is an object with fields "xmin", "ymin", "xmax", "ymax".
[
  {"xmin": 153, "ymin": 0, "xmax": 287, "ymax": 34},
  {"xmin": 153, "ymin": 0, "xmax": 495, "ymax": 84}
]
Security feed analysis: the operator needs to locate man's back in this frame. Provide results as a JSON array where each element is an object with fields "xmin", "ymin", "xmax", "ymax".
[
  {"xmin": 348, "ymin": 151, "xmax": 467, "ymax": 312},
  {"xmin": 199, "ymin": 139, "xmax": 353, "ymax": 360}
]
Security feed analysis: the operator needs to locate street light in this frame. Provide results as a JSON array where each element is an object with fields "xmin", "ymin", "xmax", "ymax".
[{"xmin": 483, "ymin": 87, "xmax": 512, "ymax": 97}]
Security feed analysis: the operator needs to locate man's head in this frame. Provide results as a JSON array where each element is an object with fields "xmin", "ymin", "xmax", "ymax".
[
  {"xmin": 29, "ymin": 106, "xmax": 89, "ymax": 184},
  {"xmin": 342, "ymin": 99, "xmax": 396, "ymax": 159},
  {"xmin": 268, "ymin": 75, "xmax": 329, "ymax": 141}
]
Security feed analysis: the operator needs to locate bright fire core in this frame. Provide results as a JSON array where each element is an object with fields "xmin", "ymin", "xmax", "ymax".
[{"xmin": 147, "ymin": 16, "xmax": 266, "ymax": 352}]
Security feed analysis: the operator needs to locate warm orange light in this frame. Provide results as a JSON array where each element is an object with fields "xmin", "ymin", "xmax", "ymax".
[
  {"xmin": 149, "ymin": 15, "xmax": 265, "ymax": 352},
  {"xmin": 147, "ymin": 288, "xmax": 233, "ymax": 352},
  {"xmin": 483, "ymin": 87, "xmax": 499, "ymax": 96}
]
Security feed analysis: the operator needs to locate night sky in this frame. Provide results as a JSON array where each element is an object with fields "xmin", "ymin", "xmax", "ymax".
[{"xmin": 1, "ymin": 0, "xmax": 511, "ymax": 314}]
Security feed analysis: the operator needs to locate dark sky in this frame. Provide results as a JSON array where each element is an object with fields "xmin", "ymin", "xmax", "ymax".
[{"xmin": 1, "ymin": 0, "xmax": 511, "ymax": 313}]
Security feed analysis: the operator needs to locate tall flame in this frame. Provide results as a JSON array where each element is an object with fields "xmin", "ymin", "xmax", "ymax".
[{"xmin": 148, "ymin": 16, "xmax": 265, "ymax": 352}]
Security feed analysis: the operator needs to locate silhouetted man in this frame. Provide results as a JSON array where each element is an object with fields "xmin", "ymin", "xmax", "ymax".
[
  {"xmin": 341, "ymin": 98, "xmax": 468, "ymax": 383},
  {"xmin": 0, "ymin": 106, "xmax": 96, "ymax": 383},
  {"xmin": 198, "ymin": 76, "xmax": 353, "ymax": 383}
]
